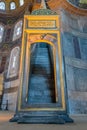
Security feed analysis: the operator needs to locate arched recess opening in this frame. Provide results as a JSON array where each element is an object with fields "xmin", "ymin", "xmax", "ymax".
[
  {"xmin": 27, "ymin": 41, "xmax": 56, "ymax": 105},
  {"xmin": 0, "ymin": 2, "xmax": 6, "ymax": 10},
  {"xmin": 10, "ymin": 14, "xmax": 74, "ymax": 124},
  {"xmin": 7, "ymin": 46, "xmax": 20, "ymax": 79},
  {"xmin": 10, "ymin": 2, "xmax": 16, "ymax": 10}
]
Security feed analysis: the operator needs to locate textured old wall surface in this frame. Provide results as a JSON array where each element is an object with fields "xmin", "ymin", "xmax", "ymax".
[{"xmin": 61, "ymin": 10, "xmax": 87, "ymax": 114}]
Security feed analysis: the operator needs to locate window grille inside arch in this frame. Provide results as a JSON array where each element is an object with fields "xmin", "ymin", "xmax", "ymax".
[
  {"xmin": 13, "ymin": 20, "xmax": 23, "ymax": 41},
  {"xmin": 0, "ymin": 2, "xmax": 5, "ymax": 10},
  {"xmin": 19, "ymin": 0, "xmax": 24, "ymax": 6},
  {"xmin": 0, "ymin": 25, "xmax": 4, "ymax": 43},
  {"xmin": 7, "ymin": 47, "xmax": 20, "ymax": 78},
  {"xmin": 10, "ymin": 2, "xmax": 16, "ymax": 10}
]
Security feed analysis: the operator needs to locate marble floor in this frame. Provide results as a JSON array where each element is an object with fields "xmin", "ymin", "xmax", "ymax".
[{"xmin": 0, "ymin": 111, "xmax": 87, "ymax": 130}]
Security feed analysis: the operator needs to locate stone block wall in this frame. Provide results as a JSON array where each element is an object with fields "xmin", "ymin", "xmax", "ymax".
[{"xmin": 61, "ymin": 10, "xmax": 87, "ymax": 114}]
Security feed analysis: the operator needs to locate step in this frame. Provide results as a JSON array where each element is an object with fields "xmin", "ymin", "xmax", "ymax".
[
  {"xmin": 17, "ymin": 116, "xmax": 66, "ymax": 124},
  {"xmin": 28, "ymin": 89, "xmax": 55, "ymax": 96}
]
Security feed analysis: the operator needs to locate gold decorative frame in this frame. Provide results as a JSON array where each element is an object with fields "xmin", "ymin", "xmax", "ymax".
[{"xmin": 18, "ymin": 15, "xmax": 66, "ymax": 112}]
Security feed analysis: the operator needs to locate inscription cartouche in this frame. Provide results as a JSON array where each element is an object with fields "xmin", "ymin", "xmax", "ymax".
[{"xmin": 28, "ymin": 20, "xmax": 56, "ymax": 28}]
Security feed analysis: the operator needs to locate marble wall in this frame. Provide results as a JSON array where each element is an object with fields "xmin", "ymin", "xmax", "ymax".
[
  {"xmin": 60, "ymin": 9, "xmax": 87, "ymax": 114},
  {"xmin": 0, "ymin": 19, "xmax": 22, "ymax": 111}
]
